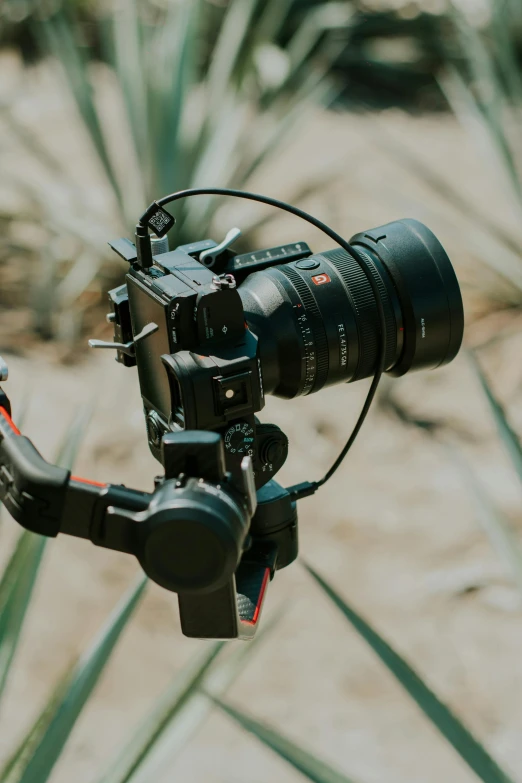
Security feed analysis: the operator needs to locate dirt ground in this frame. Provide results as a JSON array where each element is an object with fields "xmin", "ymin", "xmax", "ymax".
[{"xmin": 2, "ymin": 54, "xmax": 522, "ymax": 783}]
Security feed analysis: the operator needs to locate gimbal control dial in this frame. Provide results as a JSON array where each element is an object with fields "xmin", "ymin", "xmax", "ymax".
[{"xmin": 224, "ymin": 421, "xmax": 255, "ymax": 457}]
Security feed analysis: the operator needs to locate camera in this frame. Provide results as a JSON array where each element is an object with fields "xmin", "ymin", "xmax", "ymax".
[
  {"xmin": 0, "ymin": 189, "xmax": 464, "ymax": 640},
  {"xmin": 104, "ymin": 216, "xmax": 463, "ymax": 480}
]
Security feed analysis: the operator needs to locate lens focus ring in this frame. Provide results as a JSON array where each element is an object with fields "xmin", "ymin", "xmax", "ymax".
[
  {"xmin": 278, "ymin": 265, "xmax": 330, "ymax": 393},
  {"xmin": 322, "ymin": 248, "xmax": 397, "ymax": 380}
]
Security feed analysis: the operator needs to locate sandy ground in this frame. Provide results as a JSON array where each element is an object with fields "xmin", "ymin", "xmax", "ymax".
[{"xmin": 2, "ymin": 54, "xmax": 522, "ymax": 783}]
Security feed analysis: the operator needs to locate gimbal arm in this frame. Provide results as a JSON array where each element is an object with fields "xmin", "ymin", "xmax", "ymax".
[{"xmin": 0, "ymin": 400, "xmax": 151, "ymax": 552}]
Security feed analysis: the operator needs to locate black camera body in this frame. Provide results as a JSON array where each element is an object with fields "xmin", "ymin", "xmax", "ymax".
[{"xmin": 107, "ymin": 235, "xmax": 314, "ymax": 487}]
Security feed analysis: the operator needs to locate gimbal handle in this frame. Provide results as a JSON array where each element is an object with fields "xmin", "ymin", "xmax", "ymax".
[{"xmin": 0, "ymin": 398, "xmax": 270, "ymax": 640}]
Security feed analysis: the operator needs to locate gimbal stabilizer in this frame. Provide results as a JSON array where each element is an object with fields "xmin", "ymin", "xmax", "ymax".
[
  {"xmin": 0, "ymin": 187, "xmax": 464, "ymax": 640},
  {"xmin": 0, "ymin": 381, "xmax": 295, "ymax": 640}
]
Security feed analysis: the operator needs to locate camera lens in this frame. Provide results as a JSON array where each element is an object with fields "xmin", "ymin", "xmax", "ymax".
[{"xmin": 238, "ymin": 219, "xmax": 464, "ymax": 398}]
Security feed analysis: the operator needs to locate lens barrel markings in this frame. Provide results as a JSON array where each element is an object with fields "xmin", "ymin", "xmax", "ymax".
[
  {"xmin": 322, "ymin": 249, "xmax": 397, "ymax": 380},
  {"xmin": 277, "ymin": 265, "xmax": 330, "ymax": 394}
]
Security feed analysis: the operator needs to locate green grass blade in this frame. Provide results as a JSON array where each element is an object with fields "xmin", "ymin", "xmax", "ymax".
[
  {"xmin": 183, "ymin": 90, "xmax": 258, "ymax": 232},
  {"xmin": 205, "ymin": 0, "xmax": 258, "ymax": 123},
  {"xmin": 489, "ymin": 0, "xmax": 522, "ymax": 108},
  {"xmin": 209, "ymin": 695, "xmax": 360, "ymax": 783},
  {"xmin": 0, "ymin": 576, "xmax": 147, "ymax": 783},
  {"xmin": 150, "ymin": 0, "xmax": 199, "ymax": 198},
  {"xmin": 99, "ymin": 607, "xmax": 285, "ymax": 783},
  {"xmin": 304, "ymin": 562, "xmax": 515, "ymax": 783},
  {"xmin": 34, "ymin": 10, "xmax": 123, "ymax": 213},
  {"xmin": 97, "ymin": 641, "xmax": 225, "ymax": 783},
  {"xmin": 469, "ymin": 352, "xmax": 522, "ymax": 483},
  {"xmin": 0, "ymin": 106, "xmax": 73, "ymax": 184},
  {"xmin": 438, "ymin": 58, "xmax": 522, "ymax": 209},
  {"xmin": 0, "ymin": 534, "xmax": 46, "ymax": 704},
  {"xmin": 449, "ymin": 4, "xmax": 518, "ymax": 168},
  {"xmin": 253, "ymin": 0, "xmax": 296, "ymax": 44},
  {"xmin": 112, "ymin": 0, "xmax": 150, "ymax": 197},
  {"xmin": 0, "ymin": 406, "xmax": 92, "ymax": 706},
  {"xmin": 285, "ymin": 3, "xmax": 353, "ymax": 78},
  {"xmin": 0, "ymin": 667, "xmax": 72, "ymax": 783}
]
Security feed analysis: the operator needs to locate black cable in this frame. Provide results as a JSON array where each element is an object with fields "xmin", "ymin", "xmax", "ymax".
[{"xmin": 140, "ymin": 188, "xmax": 387, "ymax": 501}]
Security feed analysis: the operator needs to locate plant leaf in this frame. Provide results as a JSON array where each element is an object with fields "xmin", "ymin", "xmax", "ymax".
[
  {"xmin": 209, "ymin": 694, "xmax": 360, "ymax": 783},
  {"xmin": 285, "ymin": 3, "xmax": 353, "ymax": 79},
  {"xmin": 205, "ymin": 0, "xmax": 259, "ymax": 126},
  {"xmin": 15, "ymin": 0, "xmax": 346, "ymax": 331},
  {"xmin": 304, "ymin": 562, "xmax": 516, "ymax": 783},
  {"xmin": 99, "ymin": 605, "xmax": 285, "ymax": 783},
  {"xmin": 0, "ymin": 576, "xmax": 147, "ymax": 783},
  {"xmin": 489, "ymin": 0, "xmax": 522, "ymax": 109},
  {"xmin": 438, "ymin": 61, "xmax": 522, "ymax": 211},
  {"xmin": 446, "ymin": 5, "xmax": 522, "ymax": 206},
  {"xmin": 469, "ymin": 352, "xmax": 522, "ymax": 483},
  {"xmin": 0, "ymin": 405, "xmax": 92, "ymax": 706},
  {"xmin": 111, "ymin": 0, "xmax": 150, "ymax": 201},
  {"xmin": 97, "ymin": 641, "xmax": 225, "ymax": 783},
  {"xmin": 253, "ymin": 0, "xmax": 296, "ymax": 45},
  {"xmin": 0, "ymin": 534, "xmax": 46, "ymax": 705},
  {"xmin": 149, "ymin": 0, "xmax": 200, "ymax": 198},
  {"xmin": 33, "ymin": 9, "xmax": 123, "ymax": 212}
]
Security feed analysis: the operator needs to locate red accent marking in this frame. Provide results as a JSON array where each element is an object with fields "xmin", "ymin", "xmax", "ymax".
[
  {"xmin": 0, "ymin": 407, "xmax": 20, "ymax": 435},
  {"xmin": 399, "ymin": 327, "xmax": 404, "ymax": 331},
  {"xmin": 311, "ymin": 273, "xmax": 331, "ymax": 286},
  {"xmin": 241, "ymin": 567, "xmax": 270, "ymax": 626},
  {"xmin": 71, "ymin": 475, "xmax": 107, "ymax": 488}
]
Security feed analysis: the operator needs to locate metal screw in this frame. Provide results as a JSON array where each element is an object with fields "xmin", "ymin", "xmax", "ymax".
[{"xmin": 225, "ymin": 389, "xmax": 235, "ymax": 399}]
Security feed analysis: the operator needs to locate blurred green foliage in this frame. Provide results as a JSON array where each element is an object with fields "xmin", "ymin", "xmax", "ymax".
[
  {"xmin": 2, "ymin": 0, "xmax": 449, "ymax": 109},
  {"xmin": 0, "ymin": 3, "xmax": 520, "ymax": 781},
  {"xmin": 1, "ymin": 0, "xmax": 351, "ymax": 341}
]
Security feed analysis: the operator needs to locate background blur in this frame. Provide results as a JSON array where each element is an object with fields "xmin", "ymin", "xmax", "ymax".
[{"xmin": 2, "ymin": 1, "xmax": 522, "ymax": 782}]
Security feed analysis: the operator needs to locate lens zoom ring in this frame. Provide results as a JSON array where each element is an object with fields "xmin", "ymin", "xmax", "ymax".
[
  {"xmin": 323, "ymin": 249, "xmax": 397, "ymax": 380},
  {"xmin": 278, "ymin": 265, "xmax": 329, "ymax": 393}
]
